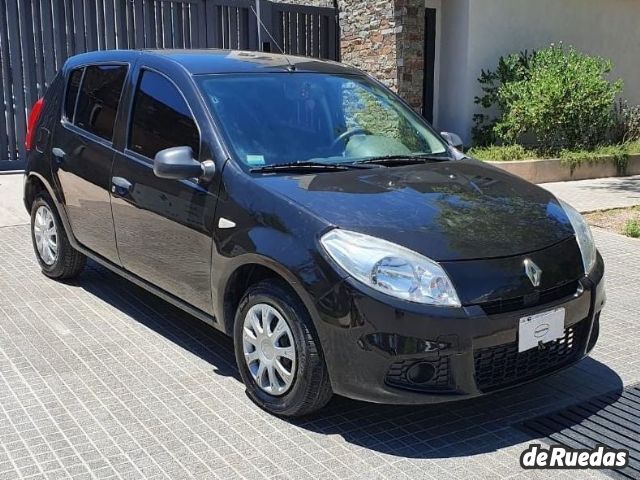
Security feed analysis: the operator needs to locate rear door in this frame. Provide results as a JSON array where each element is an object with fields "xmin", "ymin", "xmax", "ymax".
[
  {"xmin": 110, "ymin": 62, "xmax": 220, "ymax": 314},
  {"xmin": 53, "ymin": 63, "xmax": 128, "ymax": 264}
]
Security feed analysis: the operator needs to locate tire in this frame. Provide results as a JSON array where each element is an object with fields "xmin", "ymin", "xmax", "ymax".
[
  {"xmin": 234, "ymin": 279, "xmax": 333, "ymax": 417},
  {"xmin": 30, "ymin": 192, "xmax": 86, "ymax": 280}
]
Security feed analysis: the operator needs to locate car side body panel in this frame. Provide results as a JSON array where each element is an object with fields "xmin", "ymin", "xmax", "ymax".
[
  {"xmin": 54, "ymin": 61, "xmax": 133, "ymax": 265},
  {"xmin": 210, "ymin": 160, "xmax": 341, "ymax": 331},
  {"xmin": 53, "ymin": 123, "xmax": 122, "ymax": 264},
  {"xmin": 109, "ymin": 56, "xmax": 226, "ymax": 315}
]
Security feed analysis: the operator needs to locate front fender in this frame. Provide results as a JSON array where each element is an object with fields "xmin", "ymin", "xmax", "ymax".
[{"xmin": 212, "ymin": 225, "xmax": 341, "ymax": 335}]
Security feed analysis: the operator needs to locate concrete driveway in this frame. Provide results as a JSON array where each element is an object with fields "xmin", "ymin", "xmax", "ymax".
[
  {"xmin": 541, "ymin": 174, "xmax": 640, "ymax": 212},
  {"xmin": 0, "ymin": 174, "xmax": 29, "ymax": 227},
  {"xmin": 1, "ymin": 173, "xmax": 639, "ymax": 479}
]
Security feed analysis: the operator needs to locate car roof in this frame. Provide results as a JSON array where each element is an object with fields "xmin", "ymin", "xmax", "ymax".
[{"xmin": 64, "ymin": 49, "xmax": 362, "ymax": 76}]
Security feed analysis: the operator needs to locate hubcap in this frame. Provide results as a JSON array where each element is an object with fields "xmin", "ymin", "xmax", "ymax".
[
  {"xmin": 33, "ymin": 205, "xmax": 58, "ymax": 266},
  {"xmin": 242, "ymin": 303, "xmax": 296, "ymax": 396}
]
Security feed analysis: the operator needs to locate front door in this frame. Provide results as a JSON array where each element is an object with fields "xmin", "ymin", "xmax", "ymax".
[
  {"xmin": 110, "ymin": 66, "xmax": 218, "ymax": 314},
  {"xmin": 54, "ymin": 64, "xmax": 128, "ymax": 265}
]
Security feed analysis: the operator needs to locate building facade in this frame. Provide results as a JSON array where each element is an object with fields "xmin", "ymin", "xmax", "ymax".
[{"xmin": 302, "ymin": 0, "xmax": 640, "ymax": 145}]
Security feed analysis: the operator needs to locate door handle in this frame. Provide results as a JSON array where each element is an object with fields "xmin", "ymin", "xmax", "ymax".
[
  {"xmin": 111, "ymin": 177, "xmax": 133, "ymax": 197},
  {"xmin": 52, "ymin": 147, "xmax": 66, "ymax": 166}
]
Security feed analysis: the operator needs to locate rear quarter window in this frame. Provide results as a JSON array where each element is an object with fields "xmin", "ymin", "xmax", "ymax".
[
  {"xmin": 74, "ymin": 65, "xmax": 128, "ymax": 142},
  {"xmin": 64, "ymin": 68, "xmax": 83, "ymax": 121}
]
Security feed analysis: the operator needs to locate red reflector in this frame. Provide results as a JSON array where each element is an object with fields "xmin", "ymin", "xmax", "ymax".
[{"xmin": 25, "ymin": 98, "xmax": 45, "ymax": 151}]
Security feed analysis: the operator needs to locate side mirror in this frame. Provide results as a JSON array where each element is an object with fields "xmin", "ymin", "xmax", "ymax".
[
  {"xmin": 153, "ymin": 146, "xmax": 215, "ymax": 181},
  {"xmin": 440, "ymin": 131, "xmax": 464, "ymax": 149}
]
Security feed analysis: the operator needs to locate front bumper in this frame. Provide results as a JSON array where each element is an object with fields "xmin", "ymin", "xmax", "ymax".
[{"xmin": 315, "ymin": 254, "xmax": 606, "ymax": 405}]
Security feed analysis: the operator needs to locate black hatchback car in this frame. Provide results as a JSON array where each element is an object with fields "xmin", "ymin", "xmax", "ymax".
[{"xmin": 24, "ymin": 49, "xmax": 605, "ymax": 416}]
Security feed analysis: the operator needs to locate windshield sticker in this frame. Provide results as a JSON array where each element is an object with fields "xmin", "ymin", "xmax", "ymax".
[{"xmin": 246, "ymin": 155, "xmax": 265, "ymax": 166}]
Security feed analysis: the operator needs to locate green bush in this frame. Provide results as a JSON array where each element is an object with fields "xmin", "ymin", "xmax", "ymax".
[
  {"xmin": 613, "ymin": 99, "xmax": 640, "ymax": 143},
  {"xmin": 467, "ymin": 144, "xmax": 537, "ymax": 161},
  {"xmin": 472, "ymin": 50, "xmax": 533, "ymax": 146},
  {"xmin": 473, "ymin": 44, "xmax": 623, "ymax": 150},
  {"xmin": 558, "ymin": 140, "xmax": 640, "ymax": 173},
  {"xmin": 559, "ymin": 145, "xmax": 628, "ymax": 175},
  {"xmin": 469, "ymin": 140, "xmax": 640, "ymax": 172},
  {"xmin": 622, "ymin": 219, "xmax": 640, "ymax": 238}
]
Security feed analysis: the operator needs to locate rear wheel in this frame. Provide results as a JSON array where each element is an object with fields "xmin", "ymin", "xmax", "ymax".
[
  {"xmin": 30, "ymin": 193, "xmax": 86, "ymax": 279},
  {"xmin": 234, "ymin": 279, "xmax": 333, "ymax": 417}
]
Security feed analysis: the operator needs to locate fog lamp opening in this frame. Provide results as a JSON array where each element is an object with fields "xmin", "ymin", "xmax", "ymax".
[{"xmin": 406, "ymin": 361, "xmax": 436, "ymax": 384}]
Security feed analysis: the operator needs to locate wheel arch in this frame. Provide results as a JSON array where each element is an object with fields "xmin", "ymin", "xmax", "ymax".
[
  {"xmin": 219, "ymin": 256, "xmax": 322, "ymax": 338},
  {"xmin": 24, "ymin": 172, "xmax": 76, "ymax": 247},
  {"xmin": 23, "ymin": 173, "xmax": 49, "ymax": 212}
]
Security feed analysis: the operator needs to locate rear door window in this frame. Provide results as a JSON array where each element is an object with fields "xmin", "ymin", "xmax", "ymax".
[
  {"xmin": 128, "ymin": 70, "xmax": 200, "ymax": 160},
  {"xmin": 64, "ymin": 68, "xmax": 84, "ymax": 121},
  {"xmin": 74, "ymin": 65, "xmax": 127, "ymax": 141}
]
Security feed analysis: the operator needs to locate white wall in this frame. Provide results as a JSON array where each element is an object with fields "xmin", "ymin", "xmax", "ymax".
[
  {"xmin": 437, "ymin": 0, "xmax": 471, "ymax": 138},
  {"xmin": 437, "ymin": 0, "xmax": 640, "ymax": 144}
]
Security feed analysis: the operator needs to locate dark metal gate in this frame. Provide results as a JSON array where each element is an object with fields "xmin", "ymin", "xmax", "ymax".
[{"xmin": 0, "ymin": 0, "xmax": 339, "ymax": 170}]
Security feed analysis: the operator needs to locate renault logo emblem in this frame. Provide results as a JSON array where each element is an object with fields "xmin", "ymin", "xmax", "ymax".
[{"xmin": 524, "ymin": 259, "xmax": 542, "ymax": 287}]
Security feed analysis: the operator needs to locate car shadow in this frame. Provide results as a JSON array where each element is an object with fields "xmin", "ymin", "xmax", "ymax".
[
  {"xmin": 289, "ymin": 358, "xmax": 624, "ymax": 459},
  {"xmin": 76, "ymin": 261, "xmax": 624, "ymax": 460}
]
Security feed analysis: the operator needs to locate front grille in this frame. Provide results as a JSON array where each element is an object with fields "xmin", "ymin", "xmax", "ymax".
[
  {"xmin": 480, "ymin": 281, "xmax": 580, "ymax": 315},
  {"xmin": 385, "ymin": 356, "xmax": 452, "ymax": 392},
  {"xmin": 474, "ymin": 318, "xmax": 589, "ymax": 392}
]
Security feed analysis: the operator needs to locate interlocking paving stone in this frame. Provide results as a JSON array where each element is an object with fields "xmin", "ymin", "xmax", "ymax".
[
  {"xmin": 541, "ymin": 175, "xmax": 640, "ymax": 213},
  {"xmin": 0, "ymin": 223, "xmax": 638, "ymax": 479},
  {"xmin": 522, "ymin": 383, "xmax": 640, "ymax": 479}
]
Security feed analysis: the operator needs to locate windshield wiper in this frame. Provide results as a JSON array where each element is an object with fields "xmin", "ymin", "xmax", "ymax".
[
  {"xmin": 250, "ymin": 161, "xmax": 374, "ymax": 173},
  {"xmin": 355, "ymin": 154, "xmax": 451, "ymax": 166}
]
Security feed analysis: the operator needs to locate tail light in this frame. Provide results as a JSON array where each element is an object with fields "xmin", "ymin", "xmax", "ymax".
[{"xmin": 25, "ymin": 98, "xmax": 45, "ymax": 151}]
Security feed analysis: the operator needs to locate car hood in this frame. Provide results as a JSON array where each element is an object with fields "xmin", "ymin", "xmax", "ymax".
[{"xmin": 254, "ymin": 158, "xmax": 575, "ymax": 261}]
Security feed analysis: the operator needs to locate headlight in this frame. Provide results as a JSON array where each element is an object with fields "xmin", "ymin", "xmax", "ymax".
[
  {"xmin": 320, "ymin": 229, "xmax": 461, "ymax": 307},
  {"xmin": 559, "ymin": 200, "xmax": 597, "ymax": 274}
]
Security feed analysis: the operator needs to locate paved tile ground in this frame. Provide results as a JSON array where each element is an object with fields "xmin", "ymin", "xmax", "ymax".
[
  {"xmin": 0, "ymin": 222, "xmax": 639, "ymax": 479},
  {"xmin": 541, "ymin": 175, "xmax": 640, "ymax": 212}
]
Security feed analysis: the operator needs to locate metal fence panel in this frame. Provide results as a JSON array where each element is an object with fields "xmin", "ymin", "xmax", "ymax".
[
  {"xmin": 6, "ymin": 0, "xmax": 26, "ymax": 164},
  {"xmin": 85, "ymin": 0, "xmax": 98, "ymax": 52},
  {"xmin": 0, "ymin": 0, "xmax": 12, "ymax": 162},
  {"xmin": 1, "ymin": 0, "xmax": 339, "ymax": 170},
  {"xmin": 265, "ymin": 2, "xmax": 337, "ymax": 60}
]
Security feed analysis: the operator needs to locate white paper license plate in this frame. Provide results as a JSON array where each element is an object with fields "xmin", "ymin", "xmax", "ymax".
[{"xmin": 518, "ymin": 308, "xmax": 565, "ymax": 353}]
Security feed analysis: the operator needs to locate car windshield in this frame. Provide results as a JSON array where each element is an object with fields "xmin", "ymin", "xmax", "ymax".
[{"xmin": 196, "ymin": 73, "xmax": 448, "ymax": 169}]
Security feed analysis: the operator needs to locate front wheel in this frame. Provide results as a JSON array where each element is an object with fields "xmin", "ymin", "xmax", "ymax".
[{"xmin": 234, "ymin": 280, "xmax": 332, "ymax": 417}]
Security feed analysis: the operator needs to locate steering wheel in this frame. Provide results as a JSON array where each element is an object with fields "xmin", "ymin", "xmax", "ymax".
[{"xmin": 331, "ymin": 127, "xmax": 371, "ymax": 149}]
